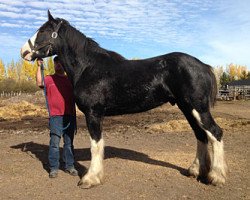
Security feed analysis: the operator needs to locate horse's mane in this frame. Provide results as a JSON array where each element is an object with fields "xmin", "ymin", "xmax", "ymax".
[
  {"xmin": 57, "ymin": 18, "xmax": 126, "ymax": 63},
  {"xmin": 107, "ymin": 51, "xmax": 127, "ymax": 62}
]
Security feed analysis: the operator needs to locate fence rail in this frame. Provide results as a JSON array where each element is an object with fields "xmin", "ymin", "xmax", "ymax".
[
  {"xmin": 217, "ymin": 86, "xmax": 250, "ymax": 100},
  {"xmin": 0, "ymin": 91, "xmax": 24, "ymax": 98}
]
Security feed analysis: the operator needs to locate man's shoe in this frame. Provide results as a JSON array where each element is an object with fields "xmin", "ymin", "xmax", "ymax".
[
  {"xmin": 65, "ymin": 168, "xmax": 78, "ymax": 176},
  {"xmin": 49, "ymin": 170, "xmax": 58, "ymax": 178}
]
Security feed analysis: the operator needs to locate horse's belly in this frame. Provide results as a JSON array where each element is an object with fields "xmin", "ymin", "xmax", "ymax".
[
  {"xmin": 104, "ymin": 84, "xmax": 176, "ymax": 116},
  {"xmin": 104, "ymin": 97, "xmax": 168, "ymax": 116}
]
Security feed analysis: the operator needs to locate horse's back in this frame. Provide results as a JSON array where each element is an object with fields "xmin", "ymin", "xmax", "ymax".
[{"xmin": 114, "ymin": 52, "xmax": 215, "ymax": 112}]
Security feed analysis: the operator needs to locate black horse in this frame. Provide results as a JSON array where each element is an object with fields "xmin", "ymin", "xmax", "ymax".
[{"xmin": 21, "ymin": 11, "xmax": 227, "ymax": 188}]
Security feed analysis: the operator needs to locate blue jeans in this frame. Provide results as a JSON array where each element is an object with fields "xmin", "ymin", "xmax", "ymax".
[{"xmin": 48, "ymin": 115, "xmax": 76, "ymax": 171}]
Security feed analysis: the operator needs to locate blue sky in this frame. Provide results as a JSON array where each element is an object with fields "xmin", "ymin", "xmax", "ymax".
[{"xmin": 0, "ymin": 0, "xmax": 249, "ymax": 70}]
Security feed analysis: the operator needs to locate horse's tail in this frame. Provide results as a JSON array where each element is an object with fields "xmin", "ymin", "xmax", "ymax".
[{"xmin": 209, "ymin": 66, "xmax": 218, "ymax": 107}]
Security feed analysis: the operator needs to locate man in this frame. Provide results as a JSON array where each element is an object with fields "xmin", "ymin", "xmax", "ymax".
[{"xmin": 36, "ymin": 56, "xmax": 78, "ymax": 178}]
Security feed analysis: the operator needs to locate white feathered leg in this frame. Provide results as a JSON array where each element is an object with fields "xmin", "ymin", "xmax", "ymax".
[
  {"xmin": 206, "ymin": 131, "xmax": 227, "ymax": 185},
  {"xmin": 188, "ymin": 140, "xmax": 210, "ymax": 178},
  {"xmin": 78, "ymin": 138, "xmax": 104, "ymax": 189},
  {"xmin": 191, "ymin": 109, "xmax": 227, "ymax": 185}
]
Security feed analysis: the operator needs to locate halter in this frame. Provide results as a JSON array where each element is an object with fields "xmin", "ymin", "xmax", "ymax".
[{"xmin": 28, "ymin": 21, "xmax": 63, "ymax": 54}]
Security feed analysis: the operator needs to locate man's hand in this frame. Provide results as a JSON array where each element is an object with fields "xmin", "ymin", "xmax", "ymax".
[
  {"xmin": 36, "ymin": 58, "xmax": 44, "ymax": 87},
  {"xmin": 36, "ymin": 58, "xmax": 43, "ymax": 68}
]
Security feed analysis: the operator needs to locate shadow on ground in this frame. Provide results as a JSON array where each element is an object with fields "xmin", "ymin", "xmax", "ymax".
[{"xmin": 11, "ymin": 141, "xmax": 188, "ymax": 178}]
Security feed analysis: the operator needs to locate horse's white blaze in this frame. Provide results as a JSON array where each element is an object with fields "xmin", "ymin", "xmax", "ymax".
[{"xmin": 20, "ymin": 31, "xmax": 38, "ymax": 61}]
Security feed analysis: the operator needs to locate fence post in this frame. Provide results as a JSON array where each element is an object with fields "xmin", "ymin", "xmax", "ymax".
[{"xmin": 233, "ymin": 86, "xmax": 236, "ymax": 101}]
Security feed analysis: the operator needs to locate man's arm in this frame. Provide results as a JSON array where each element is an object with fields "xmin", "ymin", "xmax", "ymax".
[{"xmin": 36, "ymin": 58, "xmax": 44, "ymax": 88}]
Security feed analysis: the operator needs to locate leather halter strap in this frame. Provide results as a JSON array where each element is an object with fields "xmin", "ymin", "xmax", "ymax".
[{"xmin": 29, "ymin": 21, "xmax": 63, "ymax": 52}]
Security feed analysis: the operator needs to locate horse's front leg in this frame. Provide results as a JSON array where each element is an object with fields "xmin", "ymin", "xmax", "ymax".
[{"xmin": 78, "ymin": 112, "xmax": 104, "ymax": 189}]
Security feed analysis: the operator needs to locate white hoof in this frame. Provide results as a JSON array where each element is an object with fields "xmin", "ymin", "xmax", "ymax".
[
  {"xmin": 208, "ymin": 167, "xmax": 227, "ymax": 186},
  {"xmin": 78, "ymin": 170, "xmax": 104, "ymax": 189},
  {"xmin": 78, "ymin": 173, "xmax": 103, "ymax": 189},
  {"xmin": 188, "ymin": 163, "xmax": 200, "ymax": 178}
]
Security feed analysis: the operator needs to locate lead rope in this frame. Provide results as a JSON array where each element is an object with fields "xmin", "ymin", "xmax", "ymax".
[{"xmin": 40, "ymin": 63, "xmax": 70, "ymax": 131}]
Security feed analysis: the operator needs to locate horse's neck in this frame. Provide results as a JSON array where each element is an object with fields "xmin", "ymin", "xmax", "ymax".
[
  {"xmin": 57, "ymin": 25, "xmax": 108, "ymax": 85},
  {"xmin": 56, "ymin": 28, "xmax": 90, "ymax": 85}
]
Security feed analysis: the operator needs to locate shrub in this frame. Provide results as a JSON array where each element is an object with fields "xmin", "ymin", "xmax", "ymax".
[{"xmin": 0, "ymin": 79, "xmax": 39, "ymax": 93}]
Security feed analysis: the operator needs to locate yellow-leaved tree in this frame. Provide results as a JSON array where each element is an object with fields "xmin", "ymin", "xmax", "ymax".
[
  {"xmin": 22, "ymin": 60, "xmax": 36, "ymax": 81},
  {"xmin": 46, "ymin": 57, "xmax": 55, "ymax": 75},
  {"xmin": 0, "ymin": 59, "xmax": 5, "ymax": 81},
  {"xmin": 213, "ymin": 66, "xmax": 224, "ymax": 88},
  {"xmin": 227, "ymin": 64, "xmax": 237, "ymax": 81},
  {"xmin": 240, "ymin": 70, "xmax": 248, "ymax": 80},
  {"xmin": 7, "ymin": 59, "xmax": 18, "ymax": 80},
  {"xmin": 236, "ymin": 65, "xmax": 247, "ymax": 79},
  {"xmin": 227, "ymin": 64, "xmax": 248, "ymax": 81},
  {"xmin": 15, "ymin": 60, "xmax": 24, "ymax": 82}
]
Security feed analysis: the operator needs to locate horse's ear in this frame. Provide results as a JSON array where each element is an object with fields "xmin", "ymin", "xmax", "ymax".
[{"xmin": 48, "ymin": 10, "xmax": 54, "ymax": 21}]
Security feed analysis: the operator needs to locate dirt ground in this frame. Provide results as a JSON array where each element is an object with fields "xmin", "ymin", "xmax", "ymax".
[{"xmin": 0, "ymin": 93, "xmax": 249, "ymax": 200}]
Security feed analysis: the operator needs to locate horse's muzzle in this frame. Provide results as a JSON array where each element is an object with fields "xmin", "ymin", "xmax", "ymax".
[{"xmin": 20, "ymin": 48, "xmax": 33, "ymax": 61}]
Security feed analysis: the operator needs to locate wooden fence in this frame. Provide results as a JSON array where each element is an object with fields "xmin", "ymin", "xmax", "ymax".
[
  {"xmin": 217, "ymin": 85, "xmax": 250, "ymax": 100},
  {"xmin": 0, "ymin": 91, "xmax": 24, "ymax": 98}
]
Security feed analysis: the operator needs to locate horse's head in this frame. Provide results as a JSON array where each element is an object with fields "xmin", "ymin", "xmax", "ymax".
[{"xmin": 21, "ymin": 10, "xmax": 63, "ymax": 61}]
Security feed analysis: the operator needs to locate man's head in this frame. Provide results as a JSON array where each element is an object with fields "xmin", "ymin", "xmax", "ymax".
[{"xmin": 53, "ymin": 56, "xmax": 65, "ymax": 75}]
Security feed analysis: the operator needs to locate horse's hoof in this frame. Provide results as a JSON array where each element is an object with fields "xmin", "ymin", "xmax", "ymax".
[
  {"xmin": 78, "ymin": 180, "xmax": 93, "ymax": 189},
  {"xmin": 208, "ymin": 170, "xmax": 226, "ymax": 186},
  {"xmin": 188, "ymin": 165, "xmax": 199, "ymax": 178},
  {"xmin": 78, "ymin": 174, "xmax": 103, "ymax": 189},
  {"xmin": 188, "ymin": 162, "xmax": 210, "ymax": 179}
]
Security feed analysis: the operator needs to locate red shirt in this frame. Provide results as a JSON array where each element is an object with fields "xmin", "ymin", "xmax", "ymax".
[{"xmin": 44, "ymin": 74, "xmax": 75, "ymax": 116}]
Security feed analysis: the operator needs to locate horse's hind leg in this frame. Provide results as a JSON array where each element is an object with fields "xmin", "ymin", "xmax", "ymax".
[
  {"xmin": 191, "ymin": 109, "xmax": 228, "ymax": 185},
  {"xmin": 178, "ymin": 102, "xmax": 227, "ymax": 185},
  {"xmin": 177, "ymin": 103, "xmax": 211, "ymax": 179},
  {"xmin": 78, "ymin": 112, "xmax": 104, "ymax": 189}
]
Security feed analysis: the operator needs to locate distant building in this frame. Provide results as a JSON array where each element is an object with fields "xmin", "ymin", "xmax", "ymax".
[
  {"xmin": 227, "ymin": 79, "xmax": 250, "ymax": 86},
  {"xmin": 228, "ymin": 79, "xmax": 250, "ymax": 100},
  {"xmin": 218, "ymin": 79, "xmax": 250, "ymax": 100}
]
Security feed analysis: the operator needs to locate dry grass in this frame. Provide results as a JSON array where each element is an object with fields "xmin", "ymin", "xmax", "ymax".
[
  {"xmin": 0, "ymin": 100, "xmax": 47, "ymax": 120},
  {"xmin": 146, "ymin": 117, "xmax": 250, "ymax": 133}
]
